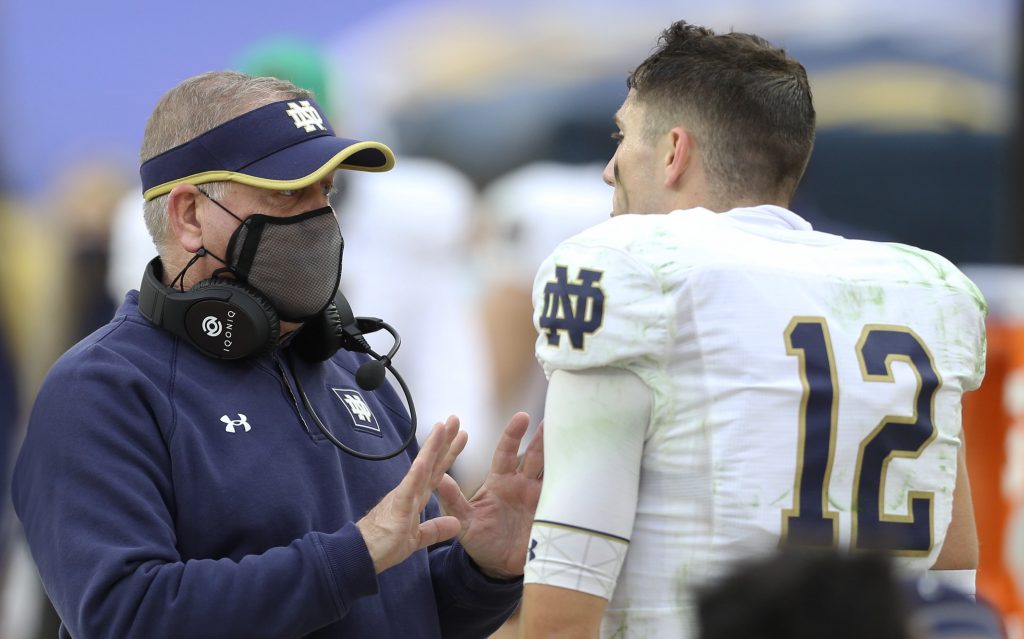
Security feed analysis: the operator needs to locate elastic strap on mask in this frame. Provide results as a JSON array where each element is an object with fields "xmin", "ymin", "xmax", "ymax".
[
  {"xmin": 178, "ymin": 245, "xmax": 237, "ymax": 284},
  {"xmin": 171, "ymin": 249, "xmax": 207, "ymax": 292},
  {"xmin": 198, "ymin": 188, "xmax": 263, "ymax": 280},
  {"xmin": 198, "ymin": 188, "xmax": 244, "ymax": 223},
  {"xmin": 170, "ymin": 247, "xmax": 240, "ymax": 290}
]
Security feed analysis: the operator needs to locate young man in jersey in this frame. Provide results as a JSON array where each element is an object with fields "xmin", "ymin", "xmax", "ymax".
[{"xmin": 521, "ymin": 21, "xmax": 986, "ymax": 638}]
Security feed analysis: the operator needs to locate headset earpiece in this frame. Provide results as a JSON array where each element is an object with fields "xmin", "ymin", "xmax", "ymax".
[
  {"xmin": 138, "ymin": 257, "xmax": 280, "ymax": 360},
  {"xmin": 292, "ymin": 302, "xmax": 345, "ymax": 362},
  {"xmin": 188, "ymin": 278, "xmax": 281, "ymax": 355}
]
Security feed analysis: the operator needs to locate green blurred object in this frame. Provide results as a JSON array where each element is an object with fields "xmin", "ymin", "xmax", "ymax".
[{"xmin": 233, "ymin": 37, "xmax": 332, "ymax": 117}]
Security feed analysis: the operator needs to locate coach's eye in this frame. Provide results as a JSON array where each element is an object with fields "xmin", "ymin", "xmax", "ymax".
[
  {"xmin": 278, "ymin": 189, "xmax": 299, "ymax": 197},
  {"xmin": 611, "ymin": 131, "xmax": 624, "ymax": 145}
]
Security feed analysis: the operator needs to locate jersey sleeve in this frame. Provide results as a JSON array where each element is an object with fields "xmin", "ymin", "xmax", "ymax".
[
  {"xmin": 524, "ymin": 368, "xmax": 651, "ymax": 600},
  {"xmin": 958, "ymin": 277, "xmax": 988, "ymax": 393},
  {"xmin": 531, "ymin": 232, "xmax": 672, "ymax": 378},
  {"xmin": 899, "ymin": 245, "xmax": 989, "ymax": 392}
]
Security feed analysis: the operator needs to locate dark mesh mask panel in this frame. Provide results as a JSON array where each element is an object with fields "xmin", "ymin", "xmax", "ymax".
[{"xmin": 227, "ymin": 206, "xmax": 343, "ymax": 321}]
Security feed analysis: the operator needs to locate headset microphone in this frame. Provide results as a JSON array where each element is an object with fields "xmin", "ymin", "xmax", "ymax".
[
  {"xmin": 346, "ymin": 317, "xmax": 398, "ymax": 392},
  {"xmin": 291, "ymin": 292, "xmax": 418, "ymax": 461},
  {"xmin": 355, "ymin": 351, "xmax": 387, "ymax": 391},
  {"xmin": 329, "ymin": 295, "xmax": 393, "ymax": 392}
]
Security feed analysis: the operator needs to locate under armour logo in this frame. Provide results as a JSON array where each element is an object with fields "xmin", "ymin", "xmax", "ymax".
[
  {"xmin": 332, "ymin": 388, "xmax": 382, "ymax": 436},
  {"xmin": 285, "ymin": 100, "xmax": 325, "ymax": 133},
  {"xmin": 528, "ymin": 538, "xmax": 538, "ymax": 562},
  {"xmin": 539, "ymin": 265, "xmax": 605, "ymax": 349},
  {"xmin": 221, "ymin": 414, "xmax": 251, "ymax": 433}
]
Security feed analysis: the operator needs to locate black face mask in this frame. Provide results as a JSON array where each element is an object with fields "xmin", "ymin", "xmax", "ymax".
[{"xmin": 184, "ymin": 192, "xmax": 344, "ymax": 322}]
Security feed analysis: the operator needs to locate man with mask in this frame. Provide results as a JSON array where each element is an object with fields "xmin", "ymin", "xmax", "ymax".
[{"xmin": 12, "ymin": 71, "xmax": 543, "ymax": 639}]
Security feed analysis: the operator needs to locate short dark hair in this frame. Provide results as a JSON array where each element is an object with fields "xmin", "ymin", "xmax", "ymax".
[
  {"xmin": 696, "ymin": 550, "xmax": 912, "ymax": 639},
  {"xmin": 628, "ymin": 21, "xmax": 816, "ymax": 203}
]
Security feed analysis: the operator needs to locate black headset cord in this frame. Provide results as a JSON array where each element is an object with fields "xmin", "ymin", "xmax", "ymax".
[{"xmin": 287, "ymin": 321, "xmax": 418, "ymax": 461}]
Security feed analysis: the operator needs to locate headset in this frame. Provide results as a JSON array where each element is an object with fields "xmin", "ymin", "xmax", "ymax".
[{"xmin": 138, "ymin": 256, "xmax": 417, "ymax": 460}]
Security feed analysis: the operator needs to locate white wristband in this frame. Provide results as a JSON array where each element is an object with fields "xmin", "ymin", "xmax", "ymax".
[{"xmin": 924, "ymin": 569, "xmax": 976, "ymax": 598}]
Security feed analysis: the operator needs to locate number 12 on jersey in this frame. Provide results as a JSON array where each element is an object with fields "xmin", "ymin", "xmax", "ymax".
[{"xmin": 780, "ymin": 317, "xmax": 940, "ymax": 555}]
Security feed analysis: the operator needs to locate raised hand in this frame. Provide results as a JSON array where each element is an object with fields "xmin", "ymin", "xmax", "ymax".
[
  {"xmin": 356, "ymin": 417, "xmax": 469, "ymax": 573},
  {"xmin": 437, "ymin": 412, "xmax": 544, "ymax": 579}
]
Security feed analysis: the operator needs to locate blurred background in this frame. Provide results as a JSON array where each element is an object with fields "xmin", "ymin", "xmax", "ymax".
[{"xmin": 0, "ymin": 0, "xmax": 1021, "ymax": 637}]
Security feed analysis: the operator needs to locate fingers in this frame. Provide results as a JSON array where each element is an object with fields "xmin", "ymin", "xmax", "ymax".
[
  {"xmin": 436, "ymin": 473, "xmax": 471, "ymax": 521},
  {"xmin": 489, "ymin": 412, "xmax": 531, "ymax": 475},
  {"xmin": 416, "ymin": 419, "xmax": 452, "ymax": 470},
  {"xmin": 355, "ymin": 422, "xmax": 463, "ymax": 575},
  {"xmin": 519, "ymin": 421, "xmax": 544, "ymax": 480},
  {"xmin": 432, "ymin": 416, "xmax": 468, "ymax": 487},
  {"xmin": 396, "ymin": 420, "xmax": 458, "ymax": 515}
]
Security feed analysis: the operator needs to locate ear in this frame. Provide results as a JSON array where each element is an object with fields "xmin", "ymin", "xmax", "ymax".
[
  {"xmin": 664, "ymin": 127, "xmax": 692, "ymax": 188},
  {"xmin": 166, "ymin": 184, "xmax": 204, "ymax": 253}
]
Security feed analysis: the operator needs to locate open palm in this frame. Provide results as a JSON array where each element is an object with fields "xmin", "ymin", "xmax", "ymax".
[{"xmin": 438, "ymin": 412, "xmax": 544, "ymax": 579}]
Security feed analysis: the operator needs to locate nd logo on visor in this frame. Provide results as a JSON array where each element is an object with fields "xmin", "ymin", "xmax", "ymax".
[{"xmin": 285, "ymin": 100, "xmax": 326, "ymax": 133}]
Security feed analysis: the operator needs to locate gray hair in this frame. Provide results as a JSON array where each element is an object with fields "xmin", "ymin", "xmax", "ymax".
[{"xmin": 140, "ymin": 71, "xmax": 312, "ymax": 253}]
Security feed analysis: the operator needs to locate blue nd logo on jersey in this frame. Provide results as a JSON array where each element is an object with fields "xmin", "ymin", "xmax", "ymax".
[{"xmin": 539, "ymin": 265, "xmax": 605, "ymax": 350}]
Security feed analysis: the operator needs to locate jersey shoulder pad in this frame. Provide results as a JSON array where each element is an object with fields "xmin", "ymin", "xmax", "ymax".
[{"xmin": 532, "ymin": 217, "xmax": 671, "ymax": 374}]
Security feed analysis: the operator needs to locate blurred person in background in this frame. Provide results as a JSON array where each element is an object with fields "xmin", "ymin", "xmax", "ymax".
[
  {"xmin": 520, "ymin": 20, "xmax": 987, "ymax": 638},
  {"xmin": 0, "ymin": 191, "xmax": 22, "ymax": 558},
  {"xmin": 0, "ymin": 269, "xmax": 22, "ymax": 639},
  {"xmin": 337, "ymin": 157, "xmax": 496, "ymax": 490},
  {"xmin": 472, "ymin": 161, "xmax": 606, "ymax": 477},
  {"xmin": 697, "ymin": 550, "xmax": 1005, "ymax": 639},
  {"xmin": 475, "ymin": 162, "xmax": 608, "ymax": 639},
  {"xmin": 12, "ymin": 70, "xmax": 543, "ymax": 639},
  {"xmin": 0, "ymin": 181, "xmax": 76, "ymax": 639},
  {"xmin": 0, "ymin": 306, "xmax": 18, "ymax": 574},
  {"xmin": 24, "ymin": 153, "xmax": 137, "ymax": 639},
  {"xmin": 0, "ymin": 324, "xmax": 15, "ymax": 490},
  {"xmin": 48, "ymin": 162, "xmax": 133, "ymax": 342}
]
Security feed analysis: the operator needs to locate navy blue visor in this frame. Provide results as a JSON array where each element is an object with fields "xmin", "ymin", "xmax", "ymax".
[{"xmin": 140, "ymin": 98, "xmax": 395, "ymax": 201}]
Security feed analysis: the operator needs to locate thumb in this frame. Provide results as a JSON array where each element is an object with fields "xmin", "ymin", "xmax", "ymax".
[{"xmin": 418, "ymin": 514, "xmax": 461, "ymax": 548}]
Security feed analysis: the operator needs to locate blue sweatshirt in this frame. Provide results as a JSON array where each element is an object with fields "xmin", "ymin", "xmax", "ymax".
[{"xmin": 12, "ymin": 292, "xmax": 521, "ymax": 639}]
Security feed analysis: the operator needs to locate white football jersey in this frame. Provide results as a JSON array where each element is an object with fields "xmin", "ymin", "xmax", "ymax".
[{"xmin": 526, "ymin": 205, "xmax": 987, "ymax": 638}]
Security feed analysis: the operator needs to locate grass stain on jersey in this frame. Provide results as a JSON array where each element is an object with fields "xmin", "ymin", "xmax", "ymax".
[
  {"xmin": 975, "ymin": 332, "xmax": 988, "ymax": 379},
  {"xmin": 829, "ymin": 283, "xmax": 887, "ymax": 322},
  {"xmin": 829, "ymin": 494, "xmax": 849, "ymax": 512},
  {"xmin": 889, "ymin": 243, "xmax": 988, "ymax": 314},
  {"xmin": 886, "ymin": 475, "xmax": 919, "ymax": 513},
  {"xmin": 888, "ymin": 243, "xmax": 955, "ymax": 281}
]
